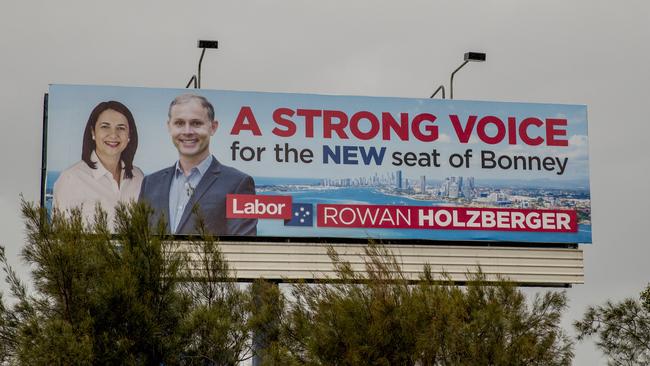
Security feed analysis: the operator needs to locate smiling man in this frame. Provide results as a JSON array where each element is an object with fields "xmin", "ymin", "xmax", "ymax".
[{"xmin": 139, "ymin": 94, "xmax": 257, "ymax": 236}]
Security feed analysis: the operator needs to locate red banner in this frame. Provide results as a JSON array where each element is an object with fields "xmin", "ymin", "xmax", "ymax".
[
  {"xmin": 317, "ymin": 204, "xmax": 577, "ymax": 232},
  {"xmin": 227, "ymin": 194, "xmax": 292, "ymax": 219}
]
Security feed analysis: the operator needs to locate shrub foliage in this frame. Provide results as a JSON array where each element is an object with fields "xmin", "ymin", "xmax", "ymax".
[{"xmin": 0, "ymin": 201, "xmax": 574, "ymax": 365}]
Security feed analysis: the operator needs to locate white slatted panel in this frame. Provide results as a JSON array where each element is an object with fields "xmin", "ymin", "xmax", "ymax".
[{"xmin": 180, "ymin": 241, "xmax": 583, "ymax": 287}]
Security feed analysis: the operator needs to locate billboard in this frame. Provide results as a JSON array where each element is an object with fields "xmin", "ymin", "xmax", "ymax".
[{"xmin": 44, "ymin": 84, "xmax": 591, "ymax": 244}]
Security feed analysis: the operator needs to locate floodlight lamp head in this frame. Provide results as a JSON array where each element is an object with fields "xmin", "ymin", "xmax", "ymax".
[
  {"xmin": 464, "ymin": 52, "xmax": 486, "ymax": 62},
  {"xmin": 198, "ymin": 40, "xmax": 219, "ymax": 49}
]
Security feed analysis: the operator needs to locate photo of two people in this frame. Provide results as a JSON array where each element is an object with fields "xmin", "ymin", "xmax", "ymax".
[{"xmin": 53, "ymin": 93, "xmax": 257, "ymax": 236}]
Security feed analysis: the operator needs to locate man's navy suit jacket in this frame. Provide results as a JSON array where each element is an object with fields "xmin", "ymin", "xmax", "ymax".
[{"xmin": 138, "ymin": 156, "xmax": 257, "ymax": 236}]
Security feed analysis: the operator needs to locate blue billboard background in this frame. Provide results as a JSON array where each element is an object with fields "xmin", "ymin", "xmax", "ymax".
[{"xmin": 45, "ymin": 84, "xmax": 591, "ymax": 243}]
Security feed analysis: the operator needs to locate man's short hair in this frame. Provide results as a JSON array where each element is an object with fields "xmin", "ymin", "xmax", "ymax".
[{"xmin": 168, "ymin": 94, "xmax": 215, "ymax": 121}]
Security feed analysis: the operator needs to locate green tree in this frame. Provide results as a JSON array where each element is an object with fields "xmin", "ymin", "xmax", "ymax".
[
  {"xmin": 1, "ymin": 200, "xmax": 575, "ymax": 366},
  {"xmin": 247, "ymin": 279, "xmax": 297, "ymax": 366},
  {"xmin": 265, "ymin": 244, "xmax": 573, "ymax": 366},
  {"xmin": 0, "ymin": 201, "xmax": 189, "ymax": 364},
  {"xmin": 0, "ymin": 200, "xmax": 252, "ymax": 365},
  {"xmin": 178, "ymin": 217, "xmax": 252, "ymax": 366},
  {"xmin": 574, "ymin": 284, "xmax": 650, "ymax": 365}
]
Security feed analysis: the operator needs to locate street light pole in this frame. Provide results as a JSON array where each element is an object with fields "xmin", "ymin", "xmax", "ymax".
[
  {"xmin": 449, "ymin": 52, "xmax": 486, "ymax": 100},
  {"xmin": 449, "ymin": 60, "xmax": 469, "ymax": 100},
  {"xmin": 431, "ymin": 52, "xmax": 486, "ymax": 100},
  {"xmin": 186, "ymin": 40, "xmax": 219, "ymax": 89}
]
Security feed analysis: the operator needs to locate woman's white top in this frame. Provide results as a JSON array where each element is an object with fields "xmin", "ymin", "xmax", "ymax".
[{"xmin": 53, "ymin": 151, "xmax": 144, "ymax": 228}]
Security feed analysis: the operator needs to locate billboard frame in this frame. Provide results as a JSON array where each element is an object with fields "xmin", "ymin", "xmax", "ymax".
[{"xmin": 38, "ymin": 90, "xmax": 584, "ymax": 250}]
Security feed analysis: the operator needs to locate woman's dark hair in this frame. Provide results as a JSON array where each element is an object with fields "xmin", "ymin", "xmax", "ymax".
[{"xmin": 81, "ymin": 101, "xmax": 139, "ymax": 179}]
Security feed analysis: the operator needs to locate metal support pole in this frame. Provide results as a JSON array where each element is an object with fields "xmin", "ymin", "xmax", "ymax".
[
  {"xmin": 251, "ymin": 280, "xmax": 281, "ymax": 366},
  {"xmin": 184, "ymin": 40, "xmax": 217, "ymax": 89},
  {"xmin": 185, "ymin": 75, "xmax": 197, "ymax": 89},
  {"xmin": 449, "ymin": 60, "xmax": 469, "ymax": 100},
  {"xmin": 197, "ymin": 48, "xmax": 206, "ymax": 89},
  {"xmin": 430, "ymin": 85, "xmax": 446, "ymax": 99},
  {"xmin": 40, "ymin": 93, "xmax": 49, "ymax": 208}
]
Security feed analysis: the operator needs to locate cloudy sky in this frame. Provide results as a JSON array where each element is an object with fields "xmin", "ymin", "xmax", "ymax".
[{"xmin": 1, "ymin": 0, "xmax": 649, "ymax": 363}]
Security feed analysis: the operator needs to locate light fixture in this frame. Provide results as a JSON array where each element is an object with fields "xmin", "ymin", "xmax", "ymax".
[
  {"xmin": 449, "ymin": 52, "xmax": 486, "ymax": 99},
  {"xmin": 186, "ymin": 40, "xmax": 219, "ymax": 89}
]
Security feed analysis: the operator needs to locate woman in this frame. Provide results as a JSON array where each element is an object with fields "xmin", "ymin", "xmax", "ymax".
[{"xmin": 53, "ymin": 101, "xmax": 143, "ymax": 228}]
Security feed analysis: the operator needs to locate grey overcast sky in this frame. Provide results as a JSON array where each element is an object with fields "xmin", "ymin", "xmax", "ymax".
[{"xmin": 1, "ymin": 0, "xmax": 649, "ymax": 364}]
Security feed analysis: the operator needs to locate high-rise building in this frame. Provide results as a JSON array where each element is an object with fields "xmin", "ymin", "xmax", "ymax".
[
  {"xmin": 458, "ymin": 176, "xmax": 475, "ymax": 198},
  {"xmin": 420, "ymin": 175, "xmax": 426, "ymax": 193},
  {"xmin": 462, "ymin": 185, "xmax": 472, "ymax": 199},
  {"xmin": 449, "ymin": 182, "xmax": 460, "ymax": 198},
  {"xmin": 396, "ymin": 170, "xmax": 402, "ymax": 189}
]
